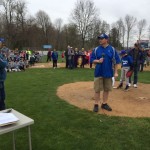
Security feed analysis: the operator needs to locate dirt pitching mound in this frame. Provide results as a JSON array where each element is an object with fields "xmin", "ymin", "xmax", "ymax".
[{"xmin": 57, "ymin": 81, "xmax": 150, "ymax": 118}]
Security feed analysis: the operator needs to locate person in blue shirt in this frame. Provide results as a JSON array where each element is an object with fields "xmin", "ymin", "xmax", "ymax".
[
  {"xmin": 117, "ymin": 50, "xmax": 133, "ymax": 91},
  {"xmin": 90, "ymin": 33, "xmax": 120, "ymax": 112},
  {"xmin": 0, "ymin": 41, "xmax": 8, "ymax": 110},
  {"xmin": 51, "ymin": 49, "xmax": 58, "ymax": 69}
]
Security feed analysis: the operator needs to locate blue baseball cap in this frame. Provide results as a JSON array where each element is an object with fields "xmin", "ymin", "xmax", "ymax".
[
  {"xmin": 97, "ymin": 33, "xmax": 109, "ymax": 39},
  {"xmin": 120, "ymin": 50, "xmax": 126, "ymax": 55}
]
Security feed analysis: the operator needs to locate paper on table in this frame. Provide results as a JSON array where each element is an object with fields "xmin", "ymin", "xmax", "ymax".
[{"xmin": 0, "ymin": 113, "xmax": 19, "ymax": 126}]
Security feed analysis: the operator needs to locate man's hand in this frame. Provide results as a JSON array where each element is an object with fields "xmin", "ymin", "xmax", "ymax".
[{"xmin": 98, "ymin": 58, "xmax": 104, "ymax": 63}]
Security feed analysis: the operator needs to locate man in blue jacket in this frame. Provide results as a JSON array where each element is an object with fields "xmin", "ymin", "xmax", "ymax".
[
  {"xmin": 90, "ymin": 33, "xmax": 120, "ymax": 112},
  {"xmin": 0, "ymin": 41, "xmax": 8, "ymax": 110}
]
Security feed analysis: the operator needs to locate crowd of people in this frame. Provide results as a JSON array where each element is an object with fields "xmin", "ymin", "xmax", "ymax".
[
  {"xmin": 46, "ymin": 44, "xmax": 150, "ymax": 72},
  {"xmin": 46, "ymin": 46, "xmax": 93, "ymax": 69},
  {"xmin": 65, "ymin": 46, "xmax": 92, "ymax": 69},
  {"xmin": 1, "ymin": 46, "xmax": 42, "ymax": 72}
]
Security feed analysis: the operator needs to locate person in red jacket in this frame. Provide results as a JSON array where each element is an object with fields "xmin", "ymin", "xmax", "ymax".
[{"xmin": 61, "ymin": 51, "xmax": 65, "ymax": 62}]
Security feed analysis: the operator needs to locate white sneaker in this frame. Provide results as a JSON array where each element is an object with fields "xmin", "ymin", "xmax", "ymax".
[
  {"xmin": 128, "ymin": 83, "xmax": 131, "ymax": 87},
  {"xmin": 133, "ymin": 84, "xmax": 137, "ymax": 88}
]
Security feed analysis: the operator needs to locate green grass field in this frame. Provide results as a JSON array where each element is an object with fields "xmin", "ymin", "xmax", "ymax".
[{"xmin": 0, "ymin": 67, "xmax": 150, "ymax": 150}]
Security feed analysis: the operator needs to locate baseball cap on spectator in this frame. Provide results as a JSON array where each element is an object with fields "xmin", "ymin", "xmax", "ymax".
[
  {"xmin": 97, "ymin": 33, "xmax": 109, "ymax": 39},
  {"xmin": 120, "ymin": 50, "xmax": 127, "ymax": 55}
]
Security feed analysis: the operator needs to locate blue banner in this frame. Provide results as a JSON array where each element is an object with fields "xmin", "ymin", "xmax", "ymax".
[{"xmin": 43, "ymin": 45, "xmax": 52, "ymax": 49}]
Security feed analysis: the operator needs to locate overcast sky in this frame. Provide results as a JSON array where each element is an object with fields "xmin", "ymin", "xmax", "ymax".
[
  {"xmin": 27, "ymin": 0, "xmax": 150, "ymax": 43},
  {"xmin": 27, "ymin": 0, "xmax": 150, "ymax": 25}
]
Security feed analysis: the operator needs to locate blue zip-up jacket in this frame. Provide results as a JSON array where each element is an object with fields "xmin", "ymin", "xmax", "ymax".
[
  {"xmin": 0, "ymin": 54, "xmax": 7, "ymax": 81},
  {"xmin": 121, "ymin": 55, "xmax": 133, "ymax": 68},
  {"xmin": 52, "ymin": 51, "xmax": 58, "ymax": 60},
  {"xmin": 90, "ymin": 45, "xmax": 120, "ymax": 78}
]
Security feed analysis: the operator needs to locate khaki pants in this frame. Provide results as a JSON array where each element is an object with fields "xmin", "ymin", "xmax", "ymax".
[{"xmin": 94, "ymin": 77, "xmax": 112, "ymax": 92}]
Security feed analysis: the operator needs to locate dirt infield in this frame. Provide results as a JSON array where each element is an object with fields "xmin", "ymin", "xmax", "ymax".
[
  {"xmin": 30, "ymin": 62, "xmax": 66, "ymax": 68},
  {"xmin": 57, "ymin": 81, "xmax": 150, "ymax": 118}
]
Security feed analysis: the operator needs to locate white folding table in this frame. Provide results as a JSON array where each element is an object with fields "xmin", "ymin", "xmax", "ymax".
[{"xmin": 0, "ymin": 109, "xmax": 34, "ymax": 150}]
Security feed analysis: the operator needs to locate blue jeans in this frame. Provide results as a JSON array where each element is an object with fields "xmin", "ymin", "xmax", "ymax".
[
  {"xmin": 129, "ymin": 66, "xmax": 139, "ymax": 84},
  {"xmin": 0, "ymin": 81, "xmax": 6, "ymax": 110},
  {"xmin": 68, "ymin": 58, "xmax": 74, "ymax": 69}
]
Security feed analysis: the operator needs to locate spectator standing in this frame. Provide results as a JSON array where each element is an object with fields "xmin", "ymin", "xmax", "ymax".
[
  {"xmin": 65, "ymin": 46, "xmax": 69, "ymax": 68},
  {"xmin": 0, "ymin": 41, "xmax": 8, "ymax": 110},
  {"xmin": 89, "ymin": 50, "xmax": 93, "ymax": 69},
  {"xmin": 47, "ymin": 49, "xmax": 52, "ymax": 62},
  {"xmin": 139, "ymin": 48, "xmax": 146, "ymax": 72},
  {"xmin": 74, "ymin": 48, "xmax": 79, "ymax": 68},
  {"xmin": 68, "ymin": 47, "xmax": 74, "ymax": 69},
  {"xmin": 128, "ymin": 43, "xmax": 143, "ymax": 88},
  {"xmin": 52, "ymin": 49, "xmax": 58, "ymax": 69},
  {"xmin": 61, "ymin": 51, "xmax": 65, "ymax": 62},
  {"xmin": 80, "ymin": 48, "xmax": 85, "ymax": 68},
  {"xmin": 90, "ymin": 33, "xmax": 120, "ymax": 112},
  {"xmin": 146, "ymin": 50, "xmax": 150, "ymax": 66},
  {"xmin": 26, "ymin": 49, "xmax": 29, "ymax": 60}
]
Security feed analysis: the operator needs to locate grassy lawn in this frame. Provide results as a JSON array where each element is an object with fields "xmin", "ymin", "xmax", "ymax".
[{"xmin": 0, "ymin": 67, "xmax": 150, "ymax": 150}]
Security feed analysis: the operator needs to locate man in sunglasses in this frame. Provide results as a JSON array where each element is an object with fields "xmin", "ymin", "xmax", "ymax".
[{"xmin": 90, "ymin": 33, "xmax": 120, "ymax": 112}]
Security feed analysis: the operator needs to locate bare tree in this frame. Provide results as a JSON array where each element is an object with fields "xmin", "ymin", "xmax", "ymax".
[
  {"xmin": 15, "ymin": 0, "xmax": 27, "ymax": 31},
  {"xmin": 0, "ymin": 12, "xmax": 5, "ymax": 35},
  {"xmin": 2, "ymin": 0, "xmax": 16, "ymax": 24},
  {"xmin": 116, "ymin": 19, "xmax": 123, "ymax": 48},
  {"xmin": 121, "ymin": 22, "xmax": 126, "ymax": 48},
  {"xmin": 124, "ymin": 14, "xmax": 136, "ymax": 49},
  {"xmin": 62, "ymin": 24, "xmax": 79, "ymax": 48},
  {"xmin": 137, "ymin": 19, "xmax": 147, "ymax": 41},
  {"xmin": 54, "ymin": 18, "xmax": 63, "ymax": 49},
  {"xmin": 71, "ymin": 0, "xmax": 98, "ymax": 48},
  {"xmin": 12, "ymin": 0, "xmax": 29, "ymax": 48},
  {"xmin": 2, "ymin": 0, "xmax": 16, "ymax": 46},
  {"xmin": 36, "ymin": 10, "xmax": 51, "ymax": 43},
  {"xmin": 114, "ymin": 18, "xmax": 126, "ymax": 49},
  {"xmin": 100, "ymin": 20, "xmax": 110, "ymax": 34}
]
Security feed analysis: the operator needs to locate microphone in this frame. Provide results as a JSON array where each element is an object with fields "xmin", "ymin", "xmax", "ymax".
[{"xmin": 102, "ymin": 53, "xmax": 105, "ymax": 58}]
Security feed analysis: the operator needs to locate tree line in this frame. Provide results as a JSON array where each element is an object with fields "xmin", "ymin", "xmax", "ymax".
[{"xmin": 0, "ymin": 0, "xmax": 149, "ymax": 51}]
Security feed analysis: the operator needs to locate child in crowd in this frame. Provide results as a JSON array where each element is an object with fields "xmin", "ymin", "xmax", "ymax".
[{"xmin": 117, "ymin": 50, "xmax": 133, "ymax": 91}]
